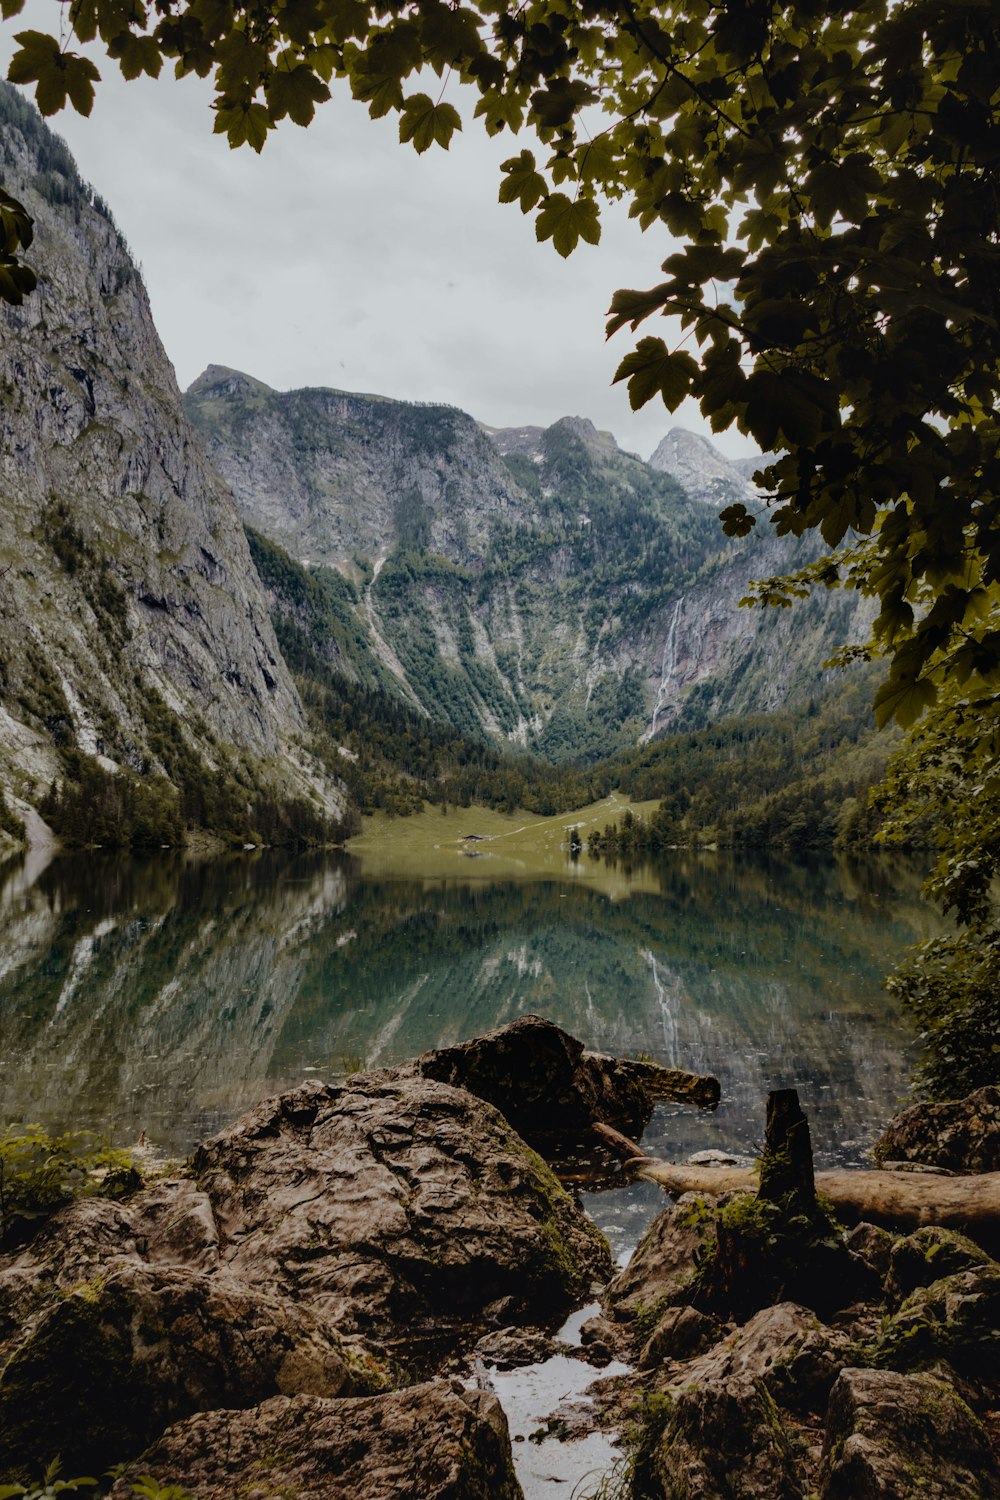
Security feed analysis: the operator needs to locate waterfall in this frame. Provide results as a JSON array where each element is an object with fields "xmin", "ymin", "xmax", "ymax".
[
  {"xmin": 643, "ymin": 947, "xmax": 680, "ymax": 1067},
  {"xmin": 645, "ymin": 597, "xmax": 682, "ymax": 741}
]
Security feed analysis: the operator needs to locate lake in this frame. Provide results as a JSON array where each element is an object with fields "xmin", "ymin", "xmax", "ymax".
[{"xmin": 0, "ymin": 838, "xmax": 931, "ymax": 1257}]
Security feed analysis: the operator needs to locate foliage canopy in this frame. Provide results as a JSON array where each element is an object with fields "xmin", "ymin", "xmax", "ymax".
[{"xmin": 4, "ymin": 0, "xmax": 1000, "ymax": 724}]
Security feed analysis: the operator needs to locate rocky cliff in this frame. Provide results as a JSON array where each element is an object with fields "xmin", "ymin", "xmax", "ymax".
[
  {"xmin": 187, "ymin": 366, "xmax": 874, "ymax": 758},
  {"xmin": 0, "ymin": 85, "xmax": 340, "ymax": 837}
]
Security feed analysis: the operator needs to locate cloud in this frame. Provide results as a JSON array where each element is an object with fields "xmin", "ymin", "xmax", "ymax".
[{"xmin": 2, "ymin": 9, "xmax": 756, "ymax": 458}]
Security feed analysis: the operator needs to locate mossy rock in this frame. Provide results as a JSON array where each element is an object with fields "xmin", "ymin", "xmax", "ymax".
[
  {"xmin": 884, "ymin": 1226, "xmax": 994, "ymax": 1309},
  {"xmin": 860, "ymin": 1264, "xmax": 1000, "ymax": 1376},
  {"xmin": 0, "ymin": 1264, "xmax": 387, "ymax": 1479}
]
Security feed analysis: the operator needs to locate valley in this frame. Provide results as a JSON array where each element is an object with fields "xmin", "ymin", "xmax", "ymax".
[{"xmin": 0, "ymin": 78, "xmax": 883, "ymax": 862}]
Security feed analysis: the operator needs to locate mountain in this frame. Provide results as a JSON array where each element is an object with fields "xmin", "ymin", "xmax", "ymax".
[
  {"xmin": 0, "ymin": 85, "xmax": 342, "ymax": 844},
  {"xmin": 0, "ymin": 82, "xmax": 877, "ymax": 851},
  {"xmin": 187, "ymin": 367, "xmax": 874, "ymax": 759},
  {"xmin": 647, "ymin": 428, "xmax": 761, "ymax": 511}
]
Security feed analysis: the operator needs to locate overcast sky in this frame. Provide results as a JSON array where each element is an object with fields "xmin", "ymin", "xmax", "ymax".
[{"xmin": 3, "ymin": 8, "xmax": 755, "ymax": 460}]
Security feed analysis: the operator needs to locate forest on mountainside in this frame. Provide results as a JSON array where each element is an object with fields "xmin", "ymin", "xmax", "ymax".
[{"xmin": 250, "ymin": 524, "xmax": 891, "ymax": 853}]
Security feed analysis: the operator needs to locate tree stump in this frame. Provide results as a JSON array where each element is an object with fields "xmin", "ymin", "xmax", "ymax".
[
  {"xmin": 759, "ymin": 1088, "xmax": 816, "ymax": 1212},
  {"xmin": 689, "ymin": 1089, "xmax": 874, "ymax": 1319}
]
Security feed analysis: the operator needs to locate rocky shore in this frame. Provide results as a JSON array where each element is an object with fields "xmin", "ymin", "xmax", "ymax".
[{"xmin": 0, "ymin": 1018, "xmax": 997, "ymax": 1498}]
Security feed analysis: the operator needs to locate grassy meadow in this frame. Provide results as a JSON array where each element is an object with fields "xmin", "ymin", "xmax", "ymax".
[{"xmin": 347, "ymin": 793, "xmax": 664, "ymax": 893}]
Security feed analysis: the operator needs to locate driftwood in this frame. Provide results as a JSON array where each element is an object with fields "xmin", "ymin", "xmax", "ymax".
[{"xmin": 593, "ymin": 1121, "xmax": 1000, "ymax": 1240}]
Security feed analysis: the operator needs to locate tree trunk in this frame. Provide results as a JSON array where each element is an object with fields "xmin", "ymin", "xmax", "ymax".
[{"xmin": 592, "ymin": 1121, "xmax": 1000, "ymax": 1244}]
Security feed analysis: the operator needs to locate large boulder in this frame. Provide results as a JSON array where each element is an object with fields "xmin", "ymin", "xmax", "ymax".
[
  {"xmin": 665, "ymin": 1303, "xmax": 849, "ymax": 1415},
  {"xmin": 191, "ymin": 1073, "xmax": 613, "ymax": 1352},
  {"xmin": 107, "ymin": 1382, "xmax": 522, "ymax": 1500},
  {"xmin": 646, "ymin": 1376, "xmax": 805, "ymax": 1500},
  {"xmin": 874, "ymin": 1087, "xmax": 1000, "ymax": 1174},
  {"xmin": 604, "ymin": 1193, "xmax": 717, "ymax": 1335},
  {"xmin": 417, "ymin": 1014, "xmax": 719, "ymax": 1150},
  {"xmin": 820, "ymin": 1368, "xmax": 999, "ymax": 1499},
  {"xmin": 0, "ymin": 1066, "xmax": 613, "ymax": 1483},
  {"xmin": 0, "ymin": 1263, "xmax": 387, "ymax": 1478}
]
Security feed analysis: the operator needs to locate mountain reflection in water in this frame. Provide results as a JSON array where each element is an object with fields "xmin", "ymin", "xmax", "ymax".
[{"xmin": 0, "ymin": 848, "xmax": 928, "ymax": 1197}]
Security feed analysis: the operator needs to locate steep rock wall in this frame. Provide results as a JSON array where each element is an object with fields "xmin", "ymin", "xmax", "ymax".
[{"xmin": 0, "ymin": 87, "xmax": 337, "ymax": 827}]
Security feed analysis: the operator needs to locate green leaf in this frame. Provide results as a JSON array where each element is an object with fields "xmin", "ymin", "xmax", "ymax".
[
  {"xmin": 213, "ymin": 99, "xmax": 270, "ymax": 150},
  {"xmin": 720, "ymin": 503, "xmax": 756, "ymax": 538},
  {"xmin": 349, "ymin": 67, "xmax": 404, "ymax": 119},
  {"xmin": 266, "ymin": 64, "xmax": 330, "ymax": 126},
  {"xmin": 498, "ymin": 149, "xmax": 546, "ymax": 212},
  {"xmin": 0, "ymin": 255, "xmax": 38, "ymax": 305},
  {"xmin": 873, "ymin": 673, "xmax": 937, "ymax": 729},
  {"xmin": 398, "ymin": 93, "xmax": 461, "ymax": 153},
  {"xmin": 534, "ymin": 192, "xmax": 600, "ymax": 258},
  {"xmin": 0, "ymin": 189, "xmax": 34, "ymax": 253},
  {"xmin": 8, "ymin": 30, "xmax": 87, "ymax": 115},
  {"xmin": 63, "ymin": 53, "xmax": 101, "ymax": 113},
  {"xmin": 473, "ymin": 90, "xmax": 523, "ymax": 136},
  {"xmin": 529, "ymin": 77, "xmax": 596, "ymax": 130},
  {"xmin": 417, "ymin": 4, "xmax": 481, "ymax": 67},
  {"xmin": 7, "ymin": 31, "xmax": 101, "ymax": 116},
  {"xmin": 612, "ymin": 338, "xmax": 699, "ymax": 411},
  {"xmin": 606, "ymin": 284, "xmax": 670, "ymax": 336},
  {"xmin": 108, "ymin": 32, "xmax": 163, "ymax": 81}
]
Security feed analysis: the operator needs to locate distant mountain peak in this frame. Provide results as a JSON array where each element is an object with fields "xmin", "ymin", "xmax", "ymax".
[
  {"xmin": 486, "ymin": 414, "xmax": 622, "ymax": 463},
  {"xmin": 549, "ymin": 415, "xmax": 620, "ymax": 453},
  {"xmin": 648, "ymin": 427, "xmax": 761, "ymax": 509},
  {"xmin": 187, "ymin": 365, "xmax": 274, "ymax": 400}
]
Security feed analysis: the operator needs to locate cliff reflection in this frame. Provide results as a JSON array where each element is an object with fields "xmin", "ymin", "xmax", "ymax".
[{"xmin": 0, "ymin": 849, "xmax": 927, "ymax": 1167}]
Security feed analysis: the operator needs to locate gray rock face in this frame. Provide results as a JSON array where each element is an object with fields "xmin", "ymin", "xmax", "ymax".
[
  {"xmin": 648, "ymin": 427, "xmax": 763, "ymax": 511},
  {"xmin": 605, "ymin": 1193, "xmax": 717, "ymax": 1330},
  {"xmin": 107, "ymin": 1383, "xmax": 522, "ymax": 1500},
  {"xmin": 0, "ymin": 88, "xmax": 337, "ymax": 829},
  {"xmin": 667, "ymin": 1302, "xmax": 849, "ymax": 1415},
  {"xmin": 187, "ymin": 363, "xmax": 875, "ymax": 753},
  {"xmin": 820, "ymin": 1368, "xmax": 1000, "ymax": 1499},
  {"xmin": 638, "ymin": 1304, "xmax": 720, "ymax": 1368},
  {"xmin": 187, "ymin": 365, "xmax": 536, "ymax": 568},
  {"xmin": 874, "ymin": 1087, "xmax": 1000, "ymax": 1175}
]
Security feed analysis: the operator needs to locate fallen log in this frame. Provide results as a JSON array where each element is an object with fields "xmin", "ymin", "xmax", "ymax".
[{"xmin": 592, "ymin": 1122, "xmax": 1000, "ymax": 1241}]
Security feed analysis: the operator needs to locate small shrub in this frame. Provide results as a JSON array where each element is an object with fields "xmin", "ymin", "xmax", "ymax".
[
  {"xmin": 0, "ymin": 1125, "xmax": 139, "ymax": 1248},
  {"xmin": 0, "ymin": 1458, "xmax": 96, "ymax": 1496}
]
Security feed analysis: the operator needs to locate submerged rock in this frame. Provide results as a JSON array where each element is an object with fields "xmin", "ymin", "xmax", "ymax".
[
  {"xmin": 417, "ymin": 1014, "xmax": 719, "ymax": 1150},
  {"xmin": 820, "ymin": 1367, "xmax": 999, "ymax": 1499},
  {"xmin": 874, "ymin": 1087, "xmax": 1000, "ymax": 1175},
  {"xmin": 107, "ymin": 1382, "xmax": 522, "ymax": 1500}
]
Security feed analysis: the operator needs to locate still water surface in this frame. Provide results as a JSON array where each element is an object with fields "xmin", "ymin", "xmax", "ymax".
[
  {"xmin": 1, "ymin": 842, "xmax": 929, "ymax": 1223},
  {"xmin": 0, "ymin": 842, "xmax": 934, "ymax": 1495}
]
